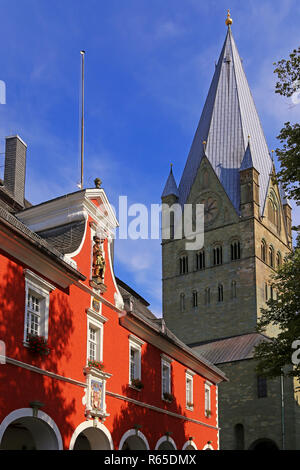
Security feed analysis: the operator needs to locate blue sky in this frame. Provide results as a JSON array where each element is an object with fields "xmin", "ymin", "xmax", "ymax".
[{"xmin": 0, "ymin": 0, "xmax": 299, "ymax": 315}]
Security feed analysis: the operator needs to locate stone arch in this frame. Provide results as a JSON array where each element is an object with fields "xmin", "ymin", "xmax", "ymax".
[
  {"xmin": 0, "ymin": 408, "xmax": 63, "ymax": 450},
  {"xmin": 69, "ymin": 420, "xmax": 114, "ymax": 450},
  {"xmin": 249, "ymin": 438, "xmax": 279, "ymax": 451},
  {"xmin": 119, "ymin": 429, "xmax": 150, "ymax": 450},
  {"xmin": 155, "ymin": 435, "xmax": 177, "ymax": 450},
  {"xmin": 203, "ymin": 443, "xmax": 214, "ymax": 450},
  {"xmin": 182, "ymin": 439, "xmax": 197, "ymax": 450}
]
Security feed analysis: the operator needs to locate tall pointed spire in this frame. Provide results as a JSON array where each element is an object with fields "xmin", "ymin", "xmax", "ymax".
[
  {"xmin": 178, "ymin": 17, "xmax": 272, "ymax": 214},
  {"xmin": 162, "ymin": 164, "xmax": 179, "ymax": 199}
]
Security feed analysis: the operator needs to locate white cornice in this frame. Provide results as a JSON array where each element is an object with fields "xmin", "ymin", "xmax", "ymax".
[{"xmin": 16, "ymin": 189, "xmax": 119, "ymax": 235}]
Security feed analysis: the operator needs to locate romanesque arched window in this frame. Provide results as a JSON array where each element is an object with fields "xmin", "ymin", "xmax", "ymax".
[
  {"xmin": 276, "ymin": 252, "xmax": 281, "ymax": 268},
  {"xmin": 192, "ymin": 291, "xmax": 198, "ymax": 308},
  {"xmin": 231, "ymin": 241, "xmax": 241, "ymax": 261},
  {"xmin": 218, "ymin": 284, "xmax": 224, "ymax": 302},
  {"xmin": 231, "ymin": 280, "xmax": 237, "ymax": 299},
  {"xmin": 261, "ymin": 240, "xmax": 266, "ymax": 262},
  {"xmin": 179, "ymin": 255, "xmax": 189, "ymax": 275},
  {"xmin": 180, "ymin": 293, "xmax": 185, "ymax": 312},
  {"xmin": 205, "ymin": 288, "xmax": 210, "ymax": 306},
  {"xmin": 213, "ymin": 245, "xmax": 222, "ymax": 266},
  {"xmin": 268, "ymin": 192, "xmax": 280, "ymax": 232},
  {"xmin": 269, "ymin": 245, "xmax": 274, "ymax": 268},
  {"xmin": 234, "ymin": 424, "xmax": 245, "ymax": 450},
  {"xmin": 196, "ymin": 250, "xmax": 205, "ymax": 270}
]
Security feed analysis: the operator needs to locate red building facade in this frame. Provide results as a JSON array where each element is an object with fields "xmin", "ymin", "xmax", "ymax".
[{"xmin": 0, "ymin": 135, "xmax": 227, "ymax": 450}]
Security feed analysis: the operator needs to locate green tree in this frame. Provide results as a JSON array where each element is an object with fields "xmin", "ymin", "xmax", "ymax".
[
  {"xmin": 254, "ymin": 48, "xmax": 300, "ymax": 381},
  {"xmin": 273, "ymin": 47, "xmax": 300, "ymax": 204},
  {"xmin": 254, "ymin": 242, "xmax": 300, "ymax": 380}
]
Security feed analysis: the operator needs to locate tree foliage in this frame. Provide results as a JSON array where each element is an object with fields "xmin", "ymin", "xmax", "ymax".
[
  {"xmin": 254, "ymin": 48, "xmax": 300, "ymax": 380},
  {"xmin": 254, "ymin": 241, "xmax": 300, "ymax": 380},
  {"xmin": 273, "ymin": 47, "xmax": 300, "ymax": 204}
]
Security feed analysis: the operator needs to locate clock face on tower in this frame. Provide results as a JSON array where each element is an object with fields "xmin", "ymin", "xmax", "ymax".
[{"xmin": 199, "ymin": 195, "xmax": 219, "ymax": 225}]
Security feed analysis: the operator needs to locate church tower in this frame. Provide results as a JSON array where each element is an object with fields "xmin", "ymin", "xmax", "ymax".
[
  {"xmin": 161, "ymin": 12, "xmax": 299, "ymax": 450},
  {"xmin": 162, "ymin": 14, "xmax": 292, "ymax": 344}
]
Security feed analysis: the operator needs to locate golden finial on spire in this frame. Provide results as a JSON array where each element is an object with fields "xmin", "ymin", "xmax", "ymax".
[{"xmin": 225, "ymin": 9, "xmax": 233, "ymax": 27}]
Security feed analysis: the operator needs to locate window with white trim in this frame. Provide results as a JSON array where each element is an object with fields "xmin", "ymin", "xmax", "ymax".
[
  {"xmin": 161, "ymin": 355, "xmax": 173, "ymax": 399},
  {"xmin": 205, "ymin": 382, "xmax": 211, "ymax": 417},
  {"xmin": 86, "ymin": 309, "xmax": 107, "ymax": 365},
  {"xmin": 24, "ymin": 270, "xmax": 55, "ymax": 342},
  {"xmin": 186, "ymin": 371, "xmax": 195, "ymax": 410},
  {"xmin": 129, "ymin": 335, "xmax": 144, "ymax": 385}
]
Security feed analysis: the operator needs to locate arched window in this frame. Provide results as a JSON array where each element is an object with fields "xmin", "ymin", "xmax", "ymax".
[
  {"xmin": 265, "ymin": 283, "xmax": 268, "ymax": 301},
  {"xmin": 205, "ymin": 288, "xmax": 210, "ymax": 306},
  {"xmin": 196, "ymin": 250, "xmax": 205, "ymax": 270},
  {"xmin": 218, "ymin": 284, "xmax": 224, "ymax": 302},
  {"xmin": 213, "ymin": 245, "xmax": 222, "ymax": 266},
  {"xmin": 261, "ymin": 240, "xmax": 266, "ymax": 262},
  {"xmin": 231, "ymin": 241, "xmax": 241, "ymax": 261},
  {"xmin": 231, "ymin": 280, "xmax": 237, "ymax": 299},
  {"xmin": 234, "ymin": 424, "xmax": 245, "ymax": 450},
  {"xmin": 180, "ymin": 293, "xmax": 185, "ymax": 312},
  {"xmin": 269, "ymin": 246, "xmax": 274, "ymax": 268},
  {"xmin": 276, "ymin": 252, "xmax": 281, "ymax": 268},
  {"xmin": 268, "ymin": 192, "xmax": 280, "ymax": 231},
  {"xmin": 192, "ymin": 291, "xmax": 198, "ymax": 308},
  {"xmin": 179, "ymin": 255, "xmax": 189, "ymax": 275}
]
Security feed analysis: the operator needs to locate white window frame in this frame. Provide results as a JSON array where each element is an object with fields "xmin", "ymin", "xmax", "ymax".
[
  {"xmin": 205, "ymin": 381, "xmax": 212, "ymax": 417},
  {"xmin": 23, "ymin": 269, "xmax": 55, "ymax": 343},
  {"xmin": 86, "ymin": 309, "xmax": 107, "ymax": 365},
  {"xmin": 186, "ymin": 370, "xmax": 195, "ymax": 410},
  {"xmin": 129, "ymin": 335, "xmax": 144, "ymax": 385},
  {"xmin": 161, "ymin": 354, "xmax": 173, "ymax": 400}
]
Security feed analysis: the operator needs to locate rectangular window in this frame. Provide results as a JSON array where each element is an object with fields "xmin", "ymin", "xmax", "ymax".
[
  {"xmin": 24, "ymin": 270, "xmax": 55, "ymax": 343},
  {"xmin": 129, "ymin": 335, "xmax": 144, "ymax": 385},
  {"xmin": 205, "ymin": 383, "xmax": 211, "ymax": 416},
  {"xmin": 26, "ymin": 293, "xmax": 41, "ymax": 338},
  {"xmin": 186, "ymin": 371, "xmax": 195, "ymax": 409},
  {"xmin": 257, "ymin": 376, "xmax": 267, "ymax": 398},
  {"xmin": 161, "ymin": 354, "xmax": 173, "ymax": 399},
  {"xmin": 86, "ymin": 308, "xmax": 107, "ymax": 366},
  {"xmin": 88, "ymin": 326, "xmax": 99, "ymax": 361}
]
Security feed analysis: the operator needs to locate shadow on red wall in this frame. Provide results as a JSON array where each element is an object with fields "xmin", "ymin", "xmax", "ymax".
[
  {"xmin": 111, "ymin": 343, "xmax": 189, "ymax": 449},
  {"xmin": 0, "ymin": 259, "xmax": 78, "ymax": 444}
]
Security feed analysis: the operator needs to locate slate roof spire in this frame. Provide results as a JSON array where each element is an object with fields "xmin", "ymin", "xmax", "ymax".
[
  {"xmin": 240, "ymin": 137, "xmax": 256, "ymax": 171},
  {"xmin": 162, "ymin": 164, "xmax": 179, "ymax": 199},
  {"xmin": 177, "ymin": 20, "xmax": 273, "ymax": 214}
]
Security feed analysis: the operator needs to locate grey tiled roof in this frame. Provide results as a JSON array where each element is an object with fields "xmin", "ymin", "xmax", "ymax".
[
  {"xmin": 37, "ymin": 220, "xmax": 86, "ymax": 255},
  {"xmin": 0, "ymin": 205, "xmax": 85, "ymax": 279},
  {"xmin": 178, "ymin": 28, "xmax": 273, "ymax": 214},
  {"xmin": 162, "ymin": 167, "xmax": 179, "ymax": 198},
  {"xmin": 189, "ymin": 333, "xmax": 270, "ymax": 365}
]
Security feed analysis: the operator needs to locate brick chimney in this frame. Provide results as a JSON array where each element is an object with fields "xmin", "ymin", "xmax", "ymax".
[{"xmin": 4, "ymin": 135, "xmax": 27, "ymax": 207}]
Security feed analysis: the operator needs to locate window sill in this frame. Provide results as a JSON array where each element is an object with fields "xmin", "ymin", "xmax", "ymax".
[
  {"xmin": 129, "ymin": 384, "xmax": 143, "ymax": 392},
  {"xmin": 186, "ymin": 406, "xmax": 194, "ymax": 412}
]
